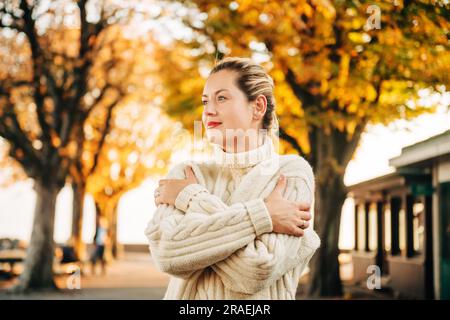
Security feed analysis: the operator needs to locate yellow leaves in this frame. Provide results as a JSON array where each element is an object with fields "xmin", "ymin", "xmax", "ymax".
[
  {"xmin": 297, "ymin": 2, "xmax": 313, "ymax": 18},
  {"xmin": 292, "ymin": 50, "xmax": 331, "ymax": 84},
  {"xmin": 330, "ymin": 74, "xmax": 380, "ymax": 105},
  {"xmin": 328, "ymin": 85, "xmax": 345, "ymax": 104},
  {"xmin": 152, "ymin": 0, "xmax": 449, "ymax": 161},
  {"xmin": 365, "ymin": 85, "xmax": 377, "ymax": 102},
  {"xmin": 320, "ymin": 78, "xmax": 329, "ymax": 95},
  {"xmin": 297, "ymin": 129, "xmax": 311, "ymax": 155},
  {"xmin": 379, "ymin": 28, "xmax": 403, "ymax": 46},
  {"xmin": 347, "ymin": 103, "xmax": 358, "ymax": 114},
  {"xmin": 271, "ymin": 69, "xmax": 285, "ymax": 82},
  {"xmin": 179, "ymin": 78, "xmax": 199, "ymax": 95},
  {"xmin": 85, "ymin": 102, "xmax": 175, "ymax": 202},
  {"xmin": 348, "ymin": 32, "xmax": 371, "ymax": 44},
  {"xmin": 335, "ymin": 118, "xmax": 345, "ymax": 132},
  {"xmin": 235, "ymin": 0, "xmax": 252, "ymax": 12},
  {"xmin": 346, "ymin": 121, "xmax": 357, "ymax": 136},
  {"xmin": 241, "ymin": 9, "xmax": 260, "ymax": 27},
  {"xmin": 338, "ymin": 53, "xmax": 350, "ymax": 86},
  {"xmin": 350, "ymin": 17, "xmax": 365, "ymax": 30},
  {"xmin": 274, "ymin": 81, "xmax": 304, "ymax": 117},
  {"xmin": 284, "ymin": 121, "xmax": 310, "ymax": 155},
  {"xmin": 311, "ymin": 0, "xmax": 336, "ymax": 19}
]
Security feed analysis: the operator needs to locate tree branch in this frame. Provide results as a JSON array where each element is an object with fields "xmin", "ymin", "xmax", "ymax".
[
  {"xmin": 278, "ymin": 125, "xmax": 306, "ymax": 156},
  {"xmin": 285, "ymin": 67, "xmax": 318, "ymax": 109},
  {"xmin": 308, "ymin": 126, "xmax": 318, "ymax": 168},
  {"xmin": 0, "ymin": 105, "xmax": 41, "ymax": 176},
  {"xmin": 87, "ymin": 98, "xmax": 119, "ymax": 176},
  {"xmin": 0, "ymin": 6, "xmax": 23, "ymax": 31},
  {"xmin": 19, "ymin": 0, "xmax": 59, "ymax": 147},
  {"xmin": 82, "ymin": 84, "xmax": 113, "ymax": 122},
  {"xmin": 64, "ymin": 0, "xmax": 109, "ymax": 144}
]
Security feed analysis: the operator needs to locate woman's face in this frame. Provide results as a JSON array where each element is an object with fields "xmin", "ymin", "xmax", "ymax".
[{"xmin": 202, "ymin": 69, "xmax": 264, "ymax": 150}]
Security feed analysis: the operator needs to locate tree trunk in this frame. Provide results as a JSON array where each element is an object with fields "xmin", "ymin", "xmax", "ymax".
[
  {"xmin": 102, "ymin": 199, "xmax": 119, "ymax": 260},
  {"xmin": 307, "ymin": 172, "xmax": 347, "ymax": 297},
  {"xmin": 70, "ymin": 180, "xmax": 86, "ymax": 261},
  {"xmin": 93, "ymin": 201, "xmax": 101, "ymax": 243},
  {"xmin": 9, "ymin": 180, "xmax": 60, "ymax": 293},
  {"xmin": 110, "ymin": 203, "xmax": 119, "ymax": 259},
  {"xmin": 305, "ymin": 126, "xmax": 362, "ymax": 297}
]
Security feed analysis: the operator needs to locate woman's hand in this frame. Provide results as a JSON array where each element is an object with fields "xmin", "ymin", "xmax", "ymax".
[
  {"xmin": 264, "ymin": 175, "xmax": 311, "ymax": 237},
  {"xmin": 154, "ymin": 165, "xmax": 199, "ymax": 206}
]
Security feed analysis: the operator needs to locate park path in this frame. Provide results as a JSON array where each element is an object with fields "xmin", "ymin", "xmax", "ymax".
[{"xmin": 0, "ymin": 252, "xmax": 169, "ymax": 299}]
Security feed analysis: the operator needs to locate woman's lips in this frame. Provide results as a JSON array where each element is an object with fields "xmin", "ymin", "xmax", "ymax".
[{"xmin": 207, "ymin": 121, "xmax": 222, "ymax": 129}]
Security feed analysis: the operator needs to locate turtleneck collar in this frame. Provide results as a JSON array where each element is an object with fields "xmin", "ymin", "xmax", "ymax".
[{"xmin": 211, "ymin": 135, "xmax": 276, "ymax": 169}]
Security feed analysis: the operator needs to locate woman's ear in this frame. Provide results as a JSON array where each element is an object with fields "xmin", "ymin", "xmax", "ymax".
[{"xmin": 252, "ymin": 95, "xmax": 267, "ymax": 120}]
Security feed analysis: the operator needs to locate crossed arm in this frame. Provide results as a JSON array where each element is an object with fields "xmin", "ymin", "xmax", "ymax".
[
  {"xmin": 144, "ymin": 161, "xmax": 321, "ymax": 294},
  {"xmin": 145, "ymin": 162, "xmax": 273, "ymax": 279}
]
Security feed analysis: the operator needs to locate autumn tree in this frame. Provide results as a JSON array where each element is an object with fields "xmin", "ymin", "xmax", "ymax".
[
  {"xmin": 156, "ymin": 0, "xmax": 450, "ymax": 296},
  {"xmin": 68, "ymin": 27, "xmax": 161, "ymax": 262},
  {"xmin": 85, "ymin": 103, "xmax": 177, "ymax": 259},
  {"xmin": 0, "ymin": 0, "xmax": 155, "ymax": 292}
]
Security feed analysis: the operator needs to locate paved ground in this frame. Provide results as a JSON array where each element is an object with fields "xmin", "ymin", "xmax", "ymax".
[
  {"xmin": 0, "ymin": 252, "xmax": 393, "ymax": 300},
  {"xmin": 0, "ymin": 252, "xmax": 169, "ymax": 300}
]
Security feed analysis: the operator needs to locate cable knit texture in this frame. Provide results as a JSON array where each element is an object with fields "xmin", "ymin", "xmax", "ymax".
[{"xmin": 144, "ymin": 136, "xmax": 321, "ymax": 300}]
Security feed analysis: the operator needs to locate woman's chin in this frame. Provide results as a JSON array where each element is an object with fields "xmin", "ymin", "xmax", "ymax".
[
  {"xmin": 207, "ymin": 136, "xmax": 222, "ymax": 146},
  {"xmin": 206, "ymin": 129, "xmax": 224, "ymax": 144}
]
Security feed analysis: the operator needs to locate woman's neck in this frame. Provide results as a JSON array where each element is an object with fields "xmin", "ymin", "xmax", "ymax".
[
  {"xmin": 212, "ymin": 133, "xmax": 275, "ymax": 169},
  {"xmin": 221, "ymin": 133, "xmax": 265, "ymax": 153}
]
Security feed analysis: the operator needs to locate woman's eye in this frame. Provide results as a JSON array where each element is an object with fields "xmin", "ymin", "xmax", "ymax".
[
  {"xmin": 218, "ymin": 96, "xmax": 226, "ymax": 101},
  {"xmin": 202, "ymin": 100, "xmax": 208, "ymax": 105}
]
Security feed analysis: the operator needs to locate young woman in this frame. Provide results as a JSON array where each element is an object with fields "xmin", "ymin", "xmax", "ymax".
[{"xmin": 145, "ymin": 57, "xmax": 320, "ymax": 300}]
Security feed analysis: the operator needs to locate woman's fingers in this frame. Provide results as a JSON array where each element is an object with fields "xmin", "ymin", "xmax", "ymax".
[
  {"xmin": 154, "ymin": 190, "xmax": 160, "ymax": 205},
  {"xmin": 289, "ymin": 201, "xmax": 311, "ymax": 220},
  {"xmin": 299, "ymin": 219, "xmax": 309, "ymax": 229},
  {"xmin": 273, "ymin": 175, "xmax": 287, "ymax": 196},
  {"xmin": 184, "ymin": 165, "xmax": 198, "ymax": 183},
  {"xmin": 154, "ymin": 186, "xmax": 163, "ymax": 205},
  {"xmin": 155, "ymin": 195, "xmax": 166, "ymax": 206},
  {"xmin": 296, "ymin": 201, "xmax": 310, "ymax": 212},
  {"xmin": 291, "ymin": 226, "xmax": 304, "ymax": 237},
  {"xmin": 294, "ymin": 217, "xmax": 309, "ymax": 229},
  {"xmin": 297, "ymin": 209, "xmax": 311, "ymax": 221}
]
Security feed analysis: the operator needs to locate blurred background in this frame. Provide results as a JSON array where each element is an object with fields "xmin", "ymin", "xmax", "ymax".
[{"xmin": 0, "ymin": 0, "xmax": 449, "ymax": 300}]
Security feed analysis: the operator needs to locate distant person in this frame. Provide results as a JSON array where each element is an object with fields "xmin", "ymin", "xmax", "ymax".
[{"xmin": 90, "ymin": 216, "xmax": 109, "ymax": 276}]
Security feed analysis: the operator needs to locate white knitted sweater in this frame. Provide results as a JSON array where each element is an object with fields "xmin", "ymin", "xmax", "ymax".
[{"xmin": 144, "ymin": 137, "xmax": 321, "ymax": 300}]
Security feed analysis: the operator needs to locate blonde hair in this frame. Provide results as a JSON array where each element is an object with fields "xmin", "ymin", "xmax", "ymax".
[{"xmin": 210, "ymin": 57, "xmax": 280, "ymax": 143}]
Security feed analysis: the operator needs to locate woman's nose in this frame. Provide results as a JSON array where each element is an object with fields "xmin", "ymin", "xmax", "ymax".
[{"xmin": 203, "ymin": 103, "xmax": 217, "ymax": 116}]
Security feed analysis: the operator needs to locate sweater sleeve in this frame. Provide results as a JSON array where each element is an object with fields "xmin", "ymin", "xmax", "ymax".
[
  {"xmin": 172, "ymin": 161, "xmax": 321, "ymax": 295},
  {"xmin": 211, "ymin": 175, "xmax": 321, "ymax": 294},
  {"xmin": 144, "ymin": 162, "xmax": 273, "ymax": 279},
  {"xmin": 212, "ymin": 166, "xmax": 320, "ymax": 294},
  {"xmin": 174, "ymin": 183, "xmax": 230, "ymax": 214}
]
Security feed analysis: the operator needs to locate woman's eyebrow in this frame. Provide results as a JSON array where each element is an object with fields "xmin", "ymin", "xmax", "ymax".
[{"xmin": 202, "ymin": 89, "xmax": 229, "ymax": 98}]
